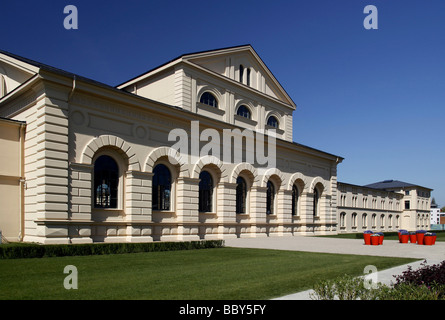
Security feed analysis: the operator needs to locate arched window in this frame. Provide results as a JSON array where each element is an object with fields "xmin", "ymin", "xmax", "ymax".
[
  {"xmin": 199, "ymin": 171, "xmax": 213, "ymax": 212},
  {"xmin": 340, "ymin": 212, "xmax": 346, "ymax": 228},
  {"xmin": 199, "ymin": 92, "xmax": 218, "ymax": 108},
  {"xmin": 313, "ymin": 187, "xmax": 320, "ymax": 217},
  {"xmin": 352, "ymin": 213, "xmax": 357, "ymax": 228},
  {"xmin": 237, "ymin": 105, "xmax": 251, "ymax": 119},
  {"xmin": 236, "ymin": 176, "xmax": 247, "ymax": 214},
  {"xmin": 292, "ymin": 185, "xmax": 299, "ymax": 216},
  {"xmin": 267, "ymin": 116, "xmax": 279, "ymax": 128},
  {"xmin": 266, "ymin": 180, "xmax": 275, "ymax": 215},
  {"xmin": 362, "ymin": 213, "xmax": 368, "ymax": 228},
  {"xmin": 94, "ymin": 155, "xmax": 119, "ymax": 208},
  {"xmin": 152, "ymin": 164, "xmax": 171, "ymax": 211}
]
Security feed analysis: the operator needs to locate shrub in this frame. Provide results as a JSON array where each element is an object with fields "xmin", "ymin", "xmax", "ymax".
[
  {"xmin": 393, "ymin": 260, "xmax": 445, "ymax": 288},
  {"xmin": 310, "ymin": 274, "xmax": 370, "ymax": 300},
  {"xmin": 310, "ymin": 261, "xmax": 445, "ymax": 300},
  {"xmin": 0, "ymin": 240, "xmax": 225, "ymax": 259},
  {"xmin": 374, "ymin": 282, "xmax": 444, "ymax": 300}
]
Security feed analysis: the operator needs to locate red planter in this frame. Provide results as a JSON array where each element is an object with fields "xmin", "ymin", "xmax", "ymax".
[
  {"xmin": 400, "ymin": 234, "xmax": 409, "ymax": 243},
  {"xmin": 379, "ymin": 235, "xmax": 384, "ymax": 245},
  {"xmin": 398, "ymin": 230, "xmax": 408, "ymax": 243},
  {"xmin": 433, "ymin": 235, "xmax": 437, "ymax": 245},
  {"xmin": 363, "ymin": 233, "xmax": 372, "ymax": 245},
  {"xmin": 371, "ymin": 236, "xmax": 380, "ymax": 245},
  {"xmin": 424, "ymin": 236, "xmax": 434, "ymax": 246},
  {"xmin": 417, "ymin": 233, "xmax": 425, "ymax": 245},
  {"xmin": 409, "ymin": 234, "xmax": 417, "ymax": 243}
]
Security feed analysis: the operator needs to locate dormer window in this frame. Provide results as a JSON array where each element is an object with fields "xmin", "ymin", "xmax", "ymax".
[
  {"xmin": 236, "ymin": 105, "xmax": 251, "ymax": 120},
  {"xmin": 267, "ymin": 116, "xmax": 279, "ymax": 128},
  {"xmin": 199, "ymin": 92, "xmax": 218, "ymax": 108}
]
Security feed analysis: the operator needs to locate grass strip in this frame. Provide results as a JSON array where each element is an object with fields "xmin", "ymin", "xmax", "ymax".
[{"xmin": 0, "ymin": 247, "xmax": 417, "ymax": 300}]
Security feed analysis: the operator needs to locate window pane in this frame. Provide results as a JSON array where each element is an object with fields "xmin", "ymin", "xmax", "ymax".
[
  {"xmin": 313, "ymin": 188, "xmax": 319, "ymax": 217},
  {"xmin": 292, "ymin": 185, "xmax": 299, "ymax": 216},
  {"xmin": 94, "ymin": 155, "xmax": 119, "ymax": 208},
  {"xmin": 405, "ymin": 200, "xmax": 410, "ymax": 210},
  {"xmin": 199, "ymin": 92, "xmax": 218, "ymax": 108},
  {"xmin": 237, "ymin": 105, "xmax": 251, "ymax": 119},
  {"xmin": 267, "ymin": 116, "xmax": 278, "ymax": 128},
  {"xmin": 236, "ymin": 176, "xmax": 247, "ymax": 214},
  {"xmin": 246, "ymin": 68, "xmax": 251, "ymax": 86},
  {"xmin": 266, "ymin": 181, "xmax": 275, "ymax": 215},
  {"xmin": 199, "ymin": 171, "xmax": 213, "ymax": 212},
  {"xmin": 239, "ymin": 65, "xmax": 244, "ymax": 83},
  {"xmin": 152, "ymin": 164, "xmax": 171, "ymax": 210}
]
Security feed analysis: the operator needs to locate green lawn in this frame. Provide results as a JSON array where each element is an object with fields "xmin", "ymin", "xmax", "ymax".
[{"xmin": 0, "ymin": 247, "xmax": 417, "ymax": 300}]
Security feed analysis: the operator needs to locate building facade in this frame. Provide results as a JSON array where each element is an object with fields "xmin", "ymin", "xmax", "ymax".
[
  {"xmin": 0, "ymin": 46, "xmax": 433, "ymax": 244},
  {"xmin": 0, "ymin": 117, "xmax": 25, "ymax": 242},
  {"xmin": 0, "ymin": 45, "xmax": 343, "ymax": 244},
  {"xmin": 337, "ymin": 180, "xmax": 432, "ymax": 233},
  {"xmin": 430, "ymin": 200, "xmax": 444, "ymax": 227}
]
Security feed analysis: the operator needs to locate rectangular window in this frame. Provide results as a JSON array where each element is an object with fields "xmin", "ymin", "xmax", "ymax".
[{"xmin": 405, "ymin": 200, "xmax": 410, "ymax": 210}]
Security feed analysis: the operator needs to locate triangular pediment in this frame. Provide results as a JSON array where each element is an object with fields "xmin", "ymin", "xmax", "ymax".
[
  {"xmin": 0, "ymin": 50, "xmax": 39, "ymax": 98},
  {"xmin": 117, "ymin": 45, "xmax": 296, "ymax": 109},
  {"xmin": 183, "ymin": 45, "xmax": 296, "ymax": 109}
]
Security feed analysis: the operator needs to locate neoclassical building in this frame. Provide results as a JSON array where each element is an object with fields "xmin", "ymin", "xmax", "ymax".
[
  {"xmin": 0, "ymin": 46, "xmax": 433, "ymax": 244},
  {"xmin": 337, "ymin": 180, "xmax": 432, "ymax": 234},
  {"xmin": 0, "ymin": 45, "xmax": 343, "ymax": 244}
]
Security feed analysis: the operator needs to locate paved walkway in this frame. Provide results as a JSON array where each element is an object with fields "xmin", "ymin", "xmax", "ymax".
[{"xmin": 224, "ymin": 236, "xmax": 445, "ymax": 300}]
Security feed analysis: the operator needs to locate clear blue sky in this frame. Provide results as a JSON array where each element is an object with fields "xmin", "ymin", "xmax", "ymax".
[{"xmin": 2, "ymin": 0, "xmax": 444, "ymax": 206}]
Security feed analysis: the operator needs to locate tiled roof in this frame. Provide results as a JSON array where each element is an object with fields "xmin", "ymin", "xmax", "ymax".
[{"xmin": 364, "ymin": 180, "xmax": 432, "ymax": 191}]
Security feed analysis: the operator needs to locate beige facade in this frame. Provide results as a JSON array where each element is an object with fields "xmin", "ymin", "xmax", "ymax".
[
  {"xmin": 0, "ymin": 46, "xmax": 343, "ymax": 244},
  {"xmin": 0, "ymin": 118, "xmax": 25, "ymax": 242},
  {"xmin": 0, "ymin": 46, "xmax": 433, "ymax": 243},
  {"xmin": 337, "ymin": 181, "xmax": 432, "ymax": 234}
]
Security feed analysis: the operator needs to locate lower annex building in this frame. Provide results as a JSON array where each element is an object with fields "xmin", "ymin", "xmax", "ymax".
[{"xmin": 0, "ymin": 45, "xmax": 432, "ymax": 244}]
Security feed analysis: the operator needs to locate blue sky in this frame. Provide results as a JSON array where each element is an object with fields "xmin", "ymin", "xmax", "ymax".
[{"xmin": 2, "ymin": 0, "xmax": 444, "ymax": 206}]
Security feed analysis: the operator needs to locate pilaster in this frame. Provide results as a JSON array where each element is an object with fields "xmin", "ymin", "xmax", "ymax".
[
  {"xmin": 33, "ymin": 98, "xmax": 70, "ymax": 243},
  {"xmin": 175, "ymin": 176, "xmax": 200, "ymax": 240},
  {"xmin": 216, "ymin": 181, "xmax": 237, "ymax": 238},
  {"xmin": 250, "ymin": 185, "xmax": 267, "ymax": 237},
  {"xmin": 125, "ymin": 171, "xmax": 153, "ymax": 242}
]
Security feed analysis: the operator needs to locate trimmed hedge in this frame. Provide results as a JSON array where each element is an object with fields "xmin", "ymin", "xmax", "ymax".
[{"xmin": 0, "ymin": 240, "xmax": 225, "ymax": 259}]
